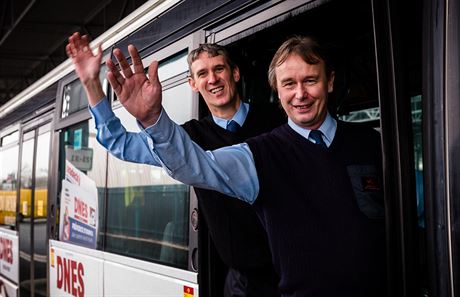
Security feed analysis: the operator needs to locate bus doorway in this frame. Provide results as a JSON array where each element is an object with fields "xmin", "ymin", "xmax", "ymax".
[
  {"xmin": 202, "ymin": 0, "xmax": 424, "ymax": 296},
  {"xmin": 18, "ymin": 116, "xmax": 53, "ymax": 297}
]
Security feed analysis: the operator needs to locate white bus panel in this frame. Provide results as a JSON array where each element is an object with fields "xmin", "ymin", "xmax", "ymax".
[
  {"xmin": 49, "ymin": 240, "xmax": 198, "ymax": 297},
  {"xmin": 0, "ymin": 229, "xmax": 18, "ymax": 285}
]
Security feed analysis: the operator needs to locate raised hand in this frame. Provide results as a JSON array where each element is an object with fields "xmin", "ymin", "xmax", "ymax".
[
  {"xmin": 107, "ymin": 45, "xmax": 162, "ymax": 127},
  {"xmin": 66, "ymin": 32, "xmax": 105, "ymax": 106}
]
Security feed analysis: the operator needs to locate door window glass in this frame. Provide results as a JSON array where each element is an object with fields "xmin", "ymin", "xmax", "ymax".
[
  {"xmin": 59, "ymin": 118, "xmax": 107, "ymax": 248},
  {"xmin": 19, "ymin": 133, "xmax": 35, "ymax": 296},
  {"xmin": 0, "ymin": 145, "xmax": 19, "ymax": 226}
]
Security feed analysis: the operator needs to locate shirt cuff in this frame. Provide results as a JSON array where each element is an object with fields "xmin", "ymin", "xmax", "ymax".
[
  {"xmin": 88, "ymin": 97, "xmax": 114, "ymax": 127},
  {"xmin": 140, "ymin": 108, "xmax": 175, "ymax": 144}
]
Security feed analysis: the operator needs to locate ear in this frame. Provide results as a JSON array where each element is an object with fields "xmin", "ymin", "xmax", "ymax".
[
  {"xmin": 188, "ymin": 76, "xmax": 199, "ymax": 93},
  {"xmin": 328, "ymin": 71, "xmax": 335, "ymax": 93},
  {"xmin": 232, "ymin": 65, "xmax": 241, "ymax": 83}
]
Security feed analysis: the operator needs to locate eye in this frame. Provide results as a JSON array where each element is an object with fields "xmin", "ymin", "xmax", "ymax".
[
  {"xmin": 215, "ymin": 66, "xmax": 224, "ymax": 73},
  {"xmin": 282, "ymin": 81, "xmax": 295, "ymax": 89},
  {"xmin": 305, "ymin": 78, "xmax": 317, "ymax": 85},
  {"xmin": 196, "ymin": 71, "xmax": 206, "ymax": 78}
]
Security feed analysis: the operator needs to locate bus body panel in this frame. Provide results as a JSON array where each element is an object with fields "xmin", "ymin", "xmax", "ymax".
[
  {"xmin": 49, "ymin": 240, "xmax": 198, "ymax": 297},
  {"xmin": 0, "ymin": 229, "xmax": 19, "ymax": 284}
]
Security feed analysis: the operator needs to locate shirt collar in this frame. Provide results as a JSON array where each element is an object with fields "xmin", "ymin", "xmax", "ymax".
[
  {"xmin": 212, "ymin": 101, "xmax": 249, "ymax": 129},
  {"xmin": 287, "ymin": 112, "xmax": 337, "ymax": 146}
]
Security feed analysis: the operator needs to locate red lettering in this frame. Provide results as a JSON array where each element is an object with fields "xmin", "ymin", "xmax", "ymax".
[
  {"xmin": 57, "ymin": 256, "xmax": 63, "ymax": 289},
  {"xmin": 0, "ymin": 237, "xmax": 13, "ymax": 264},
  {"xmin": 78, "ymin": 262, "xmax": 85, "ymax": 297},
  {"xmin": 71, "ymin": 260, "xmax": 77, "ymax": 297},
  {"xmin": 66, "ymin": 166, "xmax": 81, "ymax": 185},
  {"xmin": 74, "ymin": 197, "xmax": 88, "ymax": 222},
  {"xmin": 55, "ymin": 256, "xmax": 85, "ymax": 297},
  {"xmin": 63, "ymin": 257, "xmax": 71, "ymax": 293}
]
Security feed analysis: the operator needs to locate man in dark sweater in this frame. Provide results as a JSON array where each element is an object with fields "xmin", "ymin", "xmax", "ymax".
[
  {"xmin": 66, "ymin": 33, "xmax": 282, "ymax": 296},
  {"xmin": 75, "ymin": 34, "xmax": 387, "ymax": 296}
]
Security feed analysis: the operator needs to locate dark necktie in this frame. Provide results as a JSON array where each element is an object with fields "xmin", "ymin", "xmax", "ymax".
[
  {"xmin": 226, "ymin": 120, "xmax": 240, "ymax": 132},
  {"xmin": 309, "ymin": 130, "xmax": 327, "ymax": 148}
]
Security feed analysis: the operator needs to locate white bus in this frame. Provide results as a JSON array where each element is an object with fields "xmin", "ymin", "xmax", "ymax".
[{"xmin": 0, "ymin": 0, "xmax": 459, "ymax": 296}]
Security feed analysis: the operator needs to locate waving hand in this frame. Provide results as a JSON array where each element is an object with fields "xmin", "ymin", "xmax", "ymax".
[{"xmin": 107, "ymin": 45, "xmax": 162, "ymax": 127}]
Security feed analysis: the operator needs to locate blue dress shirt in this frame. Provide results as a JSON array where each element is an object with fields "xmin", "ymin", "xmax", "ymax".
[
  {"xmin": 90, "ymin": 98, "xmax": 337, "ymax": 204},
  {"xmin": 212, "ymin": 101, "xmax": 249, "ymax": 129}
]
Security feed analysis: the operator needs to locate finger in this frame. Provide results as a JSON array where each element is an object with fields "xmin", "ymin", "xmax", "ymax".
[
  {"xmin": 128, "ymin": 44, "xmax": 144, "ymax": 74},
  {"xmin": 113, "ymin": 48, "xmax": 133, "ymax": 78},
  {"xmin": 65, "ymin": 44, "xmax": 73, "ymax": 58},
  {"xmin": 67, "ymin": 34, "xmax": 78, "ymax": 56},
  {"xmin": 97, "ymin": 43, "xmax": 103, "ymax": 58},
  {"xmin": 94, "ymin": 43, "xmax": 103, "ymax": 64},
  {"xmin": 71, "ymin": 32, "xmax": 82, "ymax": 51},
  {"xmin": 107, "ymin": 71, "xmax": 122, "ymax": 97},
  {"xmin": 81, "ymin": 35, "xmax": 91, "ymax": 54},
  {"xmin": 107, "ymin": 58, "xmax": 125, "ymax": 85},
  {"xmin": 148, "ymin": 60, "xmax": 160, "ymax": 86}
]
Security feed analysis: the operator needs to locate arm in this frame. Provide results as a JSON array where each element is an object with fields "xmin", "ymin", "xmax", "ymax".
[
  {"xmin": 67, "ymin": 32, "xmax": 162, "ymax": 165},
  {"xmin": 66, "ymin": 32, "xmax": 105, "ymax": 106},
  {"xmin": 67, "ymin": 32, "xmax": 162, "ymax": 126},
  {"xmin": 142, "ymin": 110, "xmax": 259, "ymax": 204},
  {"xmin": 89, "ymin": 99, "xmax": 162, "ymax": 166}
]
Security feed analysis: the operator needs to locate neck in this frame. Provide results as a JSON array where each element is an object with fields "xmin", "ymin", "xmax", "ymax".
[{"xmin": 210, "ymin": 98, "xmax": 241, "ymax": 120}]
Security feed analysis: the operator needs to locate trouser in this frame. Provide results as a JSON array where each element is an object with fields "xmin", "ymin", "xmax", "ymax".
[{"xmin": 224, "ymin": 268, "xmax": 280, "ymax": 297}]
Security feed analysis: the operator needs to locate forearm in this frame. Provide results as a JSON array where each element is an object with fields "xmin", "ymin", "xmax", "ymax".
[
  {"xmin": 89, "ymin": 99, "xmax": 162, "ymax": 166},
  {"xmin": 83, "ymin": 78, "xmax": 106, "ymax": 107},
  {"xmin": 142, "ymin": 110, "xmax": 259, "ymax": 204}
]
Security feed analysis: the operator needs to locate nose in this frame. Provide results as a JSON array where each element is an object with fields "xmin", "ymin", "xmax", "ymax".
[
  {"xmin": 294, "ymin": 84, "xmax": 307, "ymax": 100},
  {"xmin": 208, "ymin": 71, "xmax": 219, "ymax": 84}
]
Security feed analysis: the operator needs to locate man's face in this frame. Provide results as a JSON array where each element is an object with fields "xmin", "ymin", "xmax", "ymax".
[
  {"xmin": 188, "ymin": 53, "xmax": 240, "ymax": 118},
  {"xmin": 275, "ymin": 54, "xmax": 334, "ymax": 130}
]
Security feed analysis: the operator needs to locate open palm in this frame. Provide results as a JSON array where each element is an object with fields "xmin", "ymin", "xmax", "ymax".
[
  {"xmin": 66, "ymin": 33, "xmax": 102, "ymax": 85},
  {"xmin": 107, "ymin": 45, "xmax": 162, "ymax": 127}
]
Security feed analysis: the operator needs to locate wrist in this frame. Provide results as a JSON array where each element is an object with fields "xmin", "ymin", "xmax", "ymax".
[
  {"xmin": 83, "ymin": 79, "xmax": 105, "ymax": 106},
  {"xmin": 139, "ymin": 109, "xmax": 162, "ymax": 128}
]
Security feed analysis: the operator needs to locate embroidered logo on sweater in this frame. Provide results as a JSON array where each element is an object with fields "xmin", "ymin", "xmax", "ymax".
[{"xmin": 361, "ymin": 176, "xmax": 381, "ymax": 192}]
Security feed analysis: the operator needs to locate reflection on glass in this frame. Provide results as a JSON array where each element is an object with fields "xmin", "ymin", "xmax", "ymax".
[
  {"xmin": 0, "ymin": 145, "xmax": 19, "ymax": 226},
  {"xmin": 104, "ymin": 101, "xmax": 192, "ymax": 269},
  {"xmin": 106, "ymin": 155, "xmax": 190, "ymax": 269},
  {"xmin": 411, "ymin": 95, "xmax": 424, "ymax": 227},
  {"xmin": 19, "ymin": 136, "xmax": 35, "ymax": 297},
  {"xmin": 34, "ymin": 131, "xmax": 50, "ymax": 296},
  {"xmin": 59, "ymin": 119, "xmax": 107, "ymax": 248}
]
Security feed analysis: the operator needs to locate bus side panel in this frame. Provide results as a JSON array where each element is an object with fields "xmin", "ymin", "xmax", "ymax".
[
  {"xmin": 103, "ymin": 261, "xmax": 198, "ymax": 297},
  {"xmin": 49, "ymin": 241, "xmax": 104, "ymax": 297},
  {"xmin": 0, "ymin": 276, "xmax": 18, "ymax": 297},
  {"xmin": 0, "ymin": 229, "xmax": 19, "ymax": 284}
]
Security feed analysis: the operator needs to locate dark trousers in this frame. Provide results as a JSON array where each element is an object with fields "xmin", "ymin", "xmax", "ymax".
[{"xmin": 224, "ymin": 268, "xmax": 280, "ymax": 297}]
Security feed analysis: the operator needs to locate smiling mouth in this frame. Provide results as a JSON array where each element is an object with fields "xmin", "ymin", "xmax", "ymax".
[
  {"xmin": 293, "ymin": 102, "xmax": 313, "ymax": 110},
  {"xmin": 210, "ymin": 86, "xmax": 224, "ymax": 94}
]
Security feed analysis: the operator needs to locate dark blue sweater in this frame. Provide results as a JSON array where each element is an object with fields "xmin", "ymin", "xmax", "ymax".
[
  {"xmin": 182, "ymin": 104, "xmax": 285, "ymax": 273},
  {"xmin": 246, "ymin": 122, "xmax": 386, "ymax": 297}
]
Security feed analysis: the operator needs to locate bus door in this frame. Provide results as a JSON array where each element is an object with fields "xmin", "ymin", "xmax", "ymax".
[{"xmin": 18, "ymin": 116, "xmax": 53, "ymax": 297}]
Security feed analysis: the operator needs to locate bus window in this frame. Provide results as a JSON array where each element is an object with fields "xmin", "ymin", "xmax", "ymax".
[
  {"xmin": 157, "ymin": 50, "xmax": 188, "ymax": 82},
  {"xmin": 61, "ymin": 65, "xmax": 107, "ymax": 118},
  {"xmin": 0, "ymin": 140, "xmax": 19, "ymax": 227},
  {"xmin": 162, "ymin": 83, "xmax": 194, "ymax": 124},
  {"xmin": 105, "ymin": 101, "xmax": 190, "ymax": 269}
]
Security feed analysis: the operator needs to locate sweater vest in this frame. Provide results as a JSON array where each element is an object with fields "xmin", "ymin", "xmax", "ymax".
[
  {"xmin": 246, "ymin": 122, "xmax": 386, "ymax": 297},
  {"xmin": 181, "ymin": 103, "xmax": 285, "ymax": 272}
]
